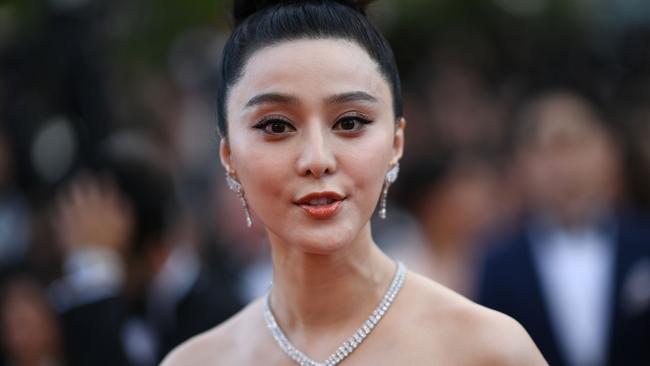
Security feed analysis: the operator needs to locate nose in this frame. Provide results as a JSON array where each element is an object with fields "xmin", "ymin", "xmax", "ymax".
[{"xmin": 296, "ymin": 125, "xmax": 337, "ymax": 178}]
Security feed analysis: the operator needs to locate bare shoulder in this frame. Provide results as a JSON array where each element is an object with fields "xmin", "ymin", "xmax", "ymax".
[
  {"xmin": 456, "ymin": 302, "xmax": 548, "ymax": 365},
  {"xmin": 160, "ymin": 299, "xmax": 264, "ymax": 366},
  {"xmin": 402, "ymin": 272, "xmax": 548, "ymax": 365}
]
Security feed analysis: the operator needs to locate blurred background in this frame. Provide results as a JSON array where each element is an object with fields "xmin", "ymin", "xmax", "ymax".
[{"xmin": 0, "ymin": 0, "xmax": 649, "ymax": 365}]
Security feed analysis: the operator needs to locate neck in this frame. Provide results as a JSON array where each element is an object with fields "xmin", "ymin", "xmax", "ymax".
[{"xmin": 267, "ymin": 223, "xmax": 395, "ymax": 336}]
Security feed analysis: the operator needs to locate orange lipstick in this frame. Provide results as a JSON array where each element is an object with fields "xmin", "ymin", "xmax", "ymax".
[{"xmin": 295, "ymin": 191, "xmax": 345, "ymax": 219}]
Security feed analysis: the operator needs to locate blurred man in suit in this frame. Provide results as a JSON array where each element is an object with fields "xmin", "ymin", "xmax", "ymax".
[
  {"xmin": 477, "ymin": 89, "xmax": 650, "ymax": 366},
  {"xmin": 50, "ymin": 134, "xmax": 242, "ymax": 366}
]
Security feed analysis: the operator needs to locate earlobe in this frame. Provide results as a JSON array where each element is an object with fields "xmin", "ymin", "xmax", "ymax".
[{"xmin": 391, "ymin": 118, "xmax": 406, "ymax": 165}]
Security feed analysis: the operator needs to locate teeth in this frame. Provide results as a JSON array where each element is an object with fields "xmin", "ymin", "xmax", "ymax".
[{"xmin": 308, "ymin": 197, "xmax": 334, "ymax": 205}]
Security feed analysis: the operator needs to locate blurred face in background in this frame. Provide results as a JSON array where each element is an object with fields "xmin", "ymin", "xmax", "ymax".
[
  {"xmin": 418, "ymin": 161, "xmax": 501, "ymax": 250},
  {"xmin": 1, "ymin": 278, "xmax": 61, "ymax": 366},
  {"xmin": 516, "ymin": 92, "xmax": 621, "ymax": 227}
]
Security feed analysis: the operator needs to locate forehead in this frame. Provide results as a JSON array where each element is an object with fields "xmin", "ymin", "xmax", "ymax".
[
  {"xmin": 534, "ymin": 96, "xmax": 603, "ymax": 143},
  {"xmin": 229, "ymin": 38, "xmax": 391, "ymax": 109}
]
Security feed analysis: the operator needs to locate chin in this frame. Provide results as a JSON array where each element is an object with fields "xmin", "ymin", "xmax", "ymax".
[
  {"xmin": 298, "ymin": 238, "xmax": 350, "ymax": 255},
  {"xmin": 288, "ymin": 225, "xmax": 360, "ymax": 255}
]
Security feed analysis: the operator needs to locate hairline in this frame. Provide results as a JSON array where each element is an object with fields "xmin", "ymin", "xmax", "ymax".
[{"xmin": 223, "ymin": 35, "xmax": 399, "ymax": 135}]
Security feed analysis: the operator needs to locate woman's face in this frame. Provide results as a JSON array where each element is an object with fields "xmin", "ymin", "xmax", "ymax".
[{"xmin": 221, "ymin": 38, "xmax": 404, "ymax": 254}]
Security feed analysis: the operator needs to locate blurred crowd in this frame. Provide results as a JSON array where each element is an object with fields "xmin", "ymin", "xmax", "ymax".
[{"xmin": 0, "ymin": 0, "xmax": 649, "ymax": 366}]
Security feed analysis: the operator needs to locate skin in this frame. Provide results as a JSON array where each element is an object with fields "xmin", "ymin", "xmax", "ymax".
[
  {"xmin": 162, "ymin": 38, "xmax": 547, "ymax": 365},
  {"xmin": 517, "ymin": 92, "xmax": 621, "ymax": 229},
  {"xmin": 1, "ymin": 278, "xmax": 62, "ymax": 366}
]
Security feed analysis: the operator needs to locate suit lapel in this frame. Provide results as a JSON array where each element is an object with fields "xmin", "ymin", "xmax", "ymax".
[
  {"xmin": 606, "ymin": 214, "xmax": 650, "ymax": 365},
  {"xmin": 518, "ymin": 230, "xmax": 569, "ymax": 366}
]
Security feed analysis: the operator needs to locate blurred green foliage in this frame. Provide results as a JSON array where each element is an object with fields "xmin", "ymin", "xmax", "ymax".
[
  {"xmin": 120, "ymin": 0, "xmax": 227, "ymax": 67},
  {"xmin": 2, "ymin": 0, "xmax": 648, "ymax": 79}
]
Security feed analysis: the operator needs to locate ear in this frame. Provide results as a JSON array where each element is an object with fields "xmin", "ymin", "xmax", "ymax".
[
  {"xmin": 220, "ymin": 138, "xmax": 234, "ymax": 174},
  {"xmin": 390, "ymin": 118, "xmax": 406, "ymax": 165}
]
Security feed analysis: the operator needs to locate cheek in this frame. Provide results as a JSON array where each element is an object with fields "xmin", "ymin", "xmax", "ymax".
[
  {"xmin": 341, "ymin": 130, "xmax": 394, "ymax": 204},
  {"xmin": 229, "ymin": 137, "xmax": 289, "ymax": 210}
]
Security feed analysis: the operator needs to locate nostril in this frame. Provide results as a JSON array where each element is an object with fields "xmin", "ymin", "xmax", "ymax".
[{"xmin": 306, "ymin": 166, "xmax": 329, "ymax": 178}]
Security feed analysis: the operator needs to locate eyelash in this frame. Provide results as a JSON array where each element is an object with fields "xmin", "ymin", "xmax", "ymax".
[
  {"xmin": 252, "ymin": 113, "xmax": 374, "ymax": 136},
  {"xmin": 252, "ymin": 117, "xmax": 296, "ymax": 135},
  {"xmin": 333, "ymin": 114, "xmax": 373, "ymax": 132}
]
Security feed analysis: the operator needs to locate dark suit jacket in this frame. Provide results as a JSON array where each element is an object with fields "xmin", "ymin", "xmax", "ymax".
[
  {"xmin": 61, "ymin": 266, "xmax": 242, "ymax": 366},
  {"xmin": 477, "ymin": 213, "xmax": 650, "ymax": 366}
]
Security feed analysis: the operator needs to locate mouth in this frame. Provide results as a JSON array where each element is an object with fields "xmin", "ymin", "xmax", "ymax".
[{"xmin": 294, "ymin": 192, "xmax": 345, "ymax": 219}]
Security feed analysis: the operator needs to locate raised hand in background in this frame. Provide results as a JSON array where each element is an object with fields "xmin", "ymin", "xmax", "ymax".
[{"xmin": 53, "ymin": 173, "xmax": 133, "ymax": 255}]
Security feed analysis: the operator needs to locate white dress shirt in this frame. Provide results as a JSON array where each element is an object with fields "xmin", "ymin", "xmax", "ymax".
[{"xmin": 530, "ymin": 222, "xmax": 616, "ymax": 366}]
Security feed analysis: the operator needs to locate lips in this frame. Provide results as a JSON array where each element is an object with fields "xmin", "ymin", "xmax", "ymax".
[{"xmin": 294, "ymin": 191, "xmax": 345, "ymax": 219}]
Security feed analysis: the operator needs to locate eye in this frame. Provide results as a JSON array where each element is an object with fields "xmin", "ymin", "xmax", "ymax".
[
  {"xmin": 253, "ymin": 118, "xmax": 296, "ymax": 135},
  {"xmin": 333, "ymin": 115, "xmax": 372, "ymax": 132}
]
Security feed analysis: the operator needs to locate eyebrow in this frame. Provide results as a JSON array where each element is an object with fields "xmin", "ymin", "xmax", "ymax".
[
  {"xmin": 244, "ymin": 91, "xmax": 378, "ymax": 109},
  {"xmin": 245, "ymin": 93, "xmax": 299, "ymax": 108},
  {"xmin": 326, "ymin": 91, "xmax": 378, "ymax": 105}
]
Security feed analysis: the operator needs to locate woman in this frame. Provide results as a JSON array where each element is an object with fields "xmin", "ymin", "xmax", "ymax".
[{"xmin": 163, "ymin": 0, "xmax": 547, "ymax": 364}]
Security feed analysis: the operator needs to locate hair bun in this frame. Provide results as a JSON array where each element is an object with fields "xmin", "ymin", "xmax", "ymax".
[{"xmin": 232, "ymin": 0, "xmax": 374, "ymax": 26}]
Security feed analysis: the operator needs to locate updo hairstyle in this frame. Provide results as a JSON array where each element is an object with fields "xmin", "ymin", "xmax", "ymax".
[{"xmin": 217, "ymin": 0, "xmax": 403, "ymax": 137}]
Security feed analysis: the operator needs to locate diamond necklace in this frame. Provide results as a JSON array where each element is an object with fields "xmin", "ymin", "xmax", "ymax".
[{"xmin": 263, "ymin": 261, "xmax": 407, "ymax": 366}]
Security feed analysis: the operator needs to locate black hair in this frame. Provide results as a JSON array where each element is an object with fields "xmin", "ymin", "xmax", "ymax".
[
  {"xmin": 217, "ymin": 0, "xmax": 402, "ymax": 137},
  {"xmin": 93, "ymin": 141, "xmax": 180, "ymax": 254},
  {"xmin": 506, "ymin": 84, "xmax": 618, "ymax": 154}
]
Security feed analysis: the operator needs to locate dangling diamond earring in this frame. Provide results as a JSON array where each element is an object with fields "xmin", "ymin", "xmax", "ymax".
[
  {"xmin": 226, "ymin": 172, "xmax": 253, "ymax": 228},
  {"xmin": 379, "ymin": 163, "xmax": 399, "ymax": 219}
]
